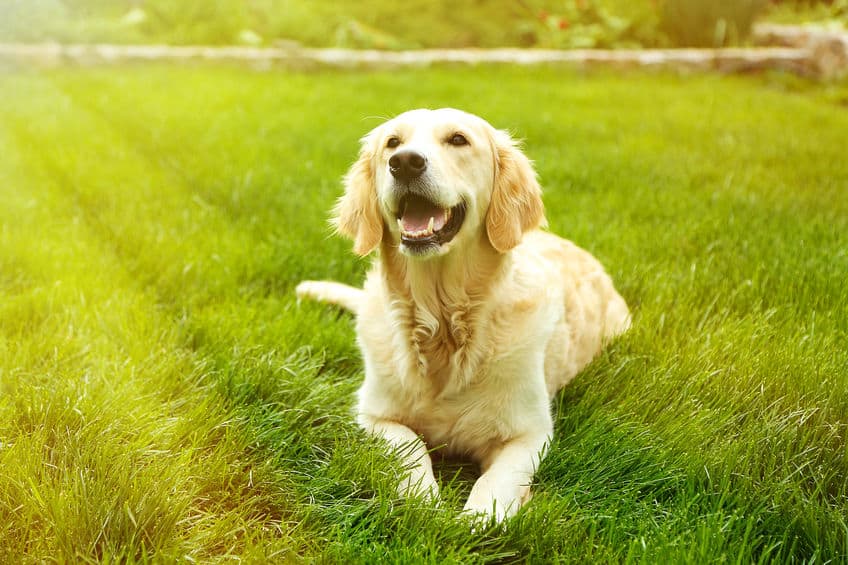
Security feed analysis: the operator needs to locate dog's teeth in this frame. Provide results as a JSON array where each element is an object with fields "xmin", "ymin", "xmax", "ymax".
[
  {"xmin": 445, "ymin": 208, "xmax": 452, "ymax": 222},
  {"xmin": 397, "ymin": 218, "xmax": 403, "ymax": 231},
  {"xmin": 427, "ymin": 217, "xmax": 434, "ymax": 234}
]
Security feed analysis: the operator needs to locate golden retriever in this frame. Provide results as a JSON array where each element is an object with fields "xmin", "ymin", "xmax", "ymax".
[{"xmin": 297, "ymin": 108, "xmax": 630, "ymax": 523}]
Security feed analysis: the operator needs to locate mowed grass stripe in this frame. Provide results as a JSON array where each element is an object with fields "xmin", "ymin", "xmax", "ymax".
[
  {"xmin": 46, "ymin": 68, "xmax": 366, "ymax": 357},
  {"xmin": 0, "ymin": 74, "xmax": 316, "ymax": 562}
]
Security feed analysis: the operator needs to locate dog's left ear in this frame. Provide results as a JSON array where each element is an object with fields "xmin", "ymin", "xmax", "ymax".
[
  {"xmin": 333, "ymin": 132, "xmax": 383, "ymax": 256},
  {"xmin": 486, "ymin": 129, "xmax": 546, "ymax": 253}
]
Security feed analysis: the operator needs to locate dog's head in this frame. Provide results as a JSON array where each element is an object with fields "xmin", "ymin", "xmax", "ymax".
[{"xmin": 334, "ymin": 108, "xmax": 545, "ymax": 258}]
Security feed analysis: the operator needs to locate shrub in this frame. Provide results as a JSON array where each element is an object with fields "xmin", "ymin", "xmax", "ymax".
[
  {"xmin": 521, "ymin": 0, "xmax": 664, "ymax": 49},
  {"xmin": 139, "ymin": 0, "xmax": 252, "ymax": 45},
  {"xmin": 766, "ymin": 0, "xmax": 848, "ymax": 25},
  {"xmin": 660, "ymin": 0, "xmax": 768, "ymax": 47}
]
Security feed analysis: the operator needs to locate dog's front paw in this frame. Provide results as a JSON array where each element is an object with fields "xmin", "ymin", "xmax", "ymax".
[
  {"xmin": 463, "ymin": 481, "xmax": 531, "ymax": 525},
  {"xmin": 462, "ymin": 498, "xmax": 507, "ymax": 525},
  {"xmin": 461, "ymin": 500, "xmax": 512, "ymax": 534}
]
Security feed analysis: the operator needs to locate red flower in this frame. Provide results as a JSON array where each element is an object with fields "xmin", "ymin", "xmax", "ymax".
[{"xmin": 558, "ymin": 18, "xmax": 570, "ymax": 30}]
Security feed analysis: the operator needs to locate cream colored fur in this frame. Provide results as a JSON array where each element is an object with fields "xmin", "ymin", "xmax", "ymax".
[{"xmin": 297, "ymin": 108, "xmax": 630, "ymax": 523}]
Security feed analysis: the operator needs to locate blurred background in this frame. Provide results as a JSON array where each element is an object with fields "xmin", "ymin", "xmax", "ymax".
[{"xmin": 1, "ymin": 0, "xmax": 846, "ymax": 49}]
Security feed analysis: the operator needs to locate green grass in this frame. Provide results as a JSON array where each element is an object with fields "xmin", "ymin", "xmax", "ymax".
[{"xmin": 0, "ymin": 63, "xmax": 846, "ymax": 563}]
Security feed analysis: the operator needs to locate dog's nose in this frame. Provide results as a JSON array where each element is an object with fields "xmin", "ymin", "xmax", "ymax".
[{"xmin": 389, "ymin": 150, "xmax": 427, "ymax": 182}]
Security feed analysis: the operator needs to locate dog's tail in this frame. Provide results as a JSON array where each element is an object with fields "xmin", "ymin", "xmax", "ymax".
[{"xmin": 296, "ymin": 280, "xmax": 364, "ymax": 313}]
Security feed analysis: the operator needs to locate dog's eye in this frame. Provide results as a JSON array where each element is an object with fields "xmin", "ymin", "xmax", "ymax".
[
  {"xmin": 386, "ymin": 137, "xmax": 401, "ymax": 148},
  {"xmin": 448, "ymin": 133, "xmax": 468, "ymax": 146}
]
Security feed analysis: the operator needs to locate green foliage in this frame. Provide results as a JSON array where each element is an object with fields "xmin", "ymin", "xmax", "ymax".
[
  {"xmin": 0, "ymin": 0, "xmax": 789, "ymax": 48},
  {"xmin": 520, "ymin": 0, "xmax": 665, "ymax": 49},
  {"xmin": 660, "ymin": 0, "xmax": 769, "ymax": 47},
  {"xmin": 139, "ymin": 0, "xmax": 253, "ymax": 45},
  {"xmin": 1, "ymin": 64, "xmax": 847, "ymax": 561},
  {"xmin": 766, "ymin": 0, "xmax": 848, "ymax": 25},
  {"xmin": 0, "ymin": 0, "xmax": 532, "ymax": 47}
]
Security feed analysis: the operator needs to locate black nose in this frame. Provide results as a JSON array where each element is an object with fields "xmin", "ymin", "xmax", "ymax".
[{"xmin": 389, "ymin": 150, "xmax": 427, "ymax": 182}]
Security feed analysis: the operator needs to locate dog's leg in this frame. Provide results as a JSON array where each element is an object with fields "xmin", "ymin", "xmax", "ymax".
[
  {"xmin": 463, "ymin": 433, "xmax": 550, "ymax": 523},
  {"xmin": 360, "ymin": 416, "xmax": 440, "ymax": 501}
]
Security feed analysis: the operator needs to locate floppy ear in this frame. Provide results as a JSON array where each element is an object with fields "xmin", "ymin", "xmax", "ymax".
[
  {"xmin": 333, "ymin": 136, "xmax": 383, "ymax": 256},
  {"xmin": 486, "ymin": 130, "xmax": 546, "ymax": 253}
]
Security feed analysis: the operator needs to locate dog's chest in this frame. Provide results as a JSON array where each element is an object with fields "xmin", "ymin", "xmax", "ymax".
[
  {"xmin": 398, "ymin": 312, "xmax": 521, "ymax": 453},
  {"xmin": 407, "ymin": 303, "xmax": 493, "ymax": 394}
]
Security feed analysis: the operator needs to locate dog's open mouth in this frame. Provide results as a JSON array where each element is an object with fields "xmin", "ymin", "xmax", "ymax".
[{"xmin": 395, "ymin": 194, "xmax": 466, "ymax": 253}]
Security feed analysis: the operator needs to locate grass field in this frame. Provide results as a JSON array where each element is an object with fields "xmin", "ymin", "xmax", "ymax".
[{"xmin": 0, "ymin": 63, "xmax": 846, "ymax": 562}]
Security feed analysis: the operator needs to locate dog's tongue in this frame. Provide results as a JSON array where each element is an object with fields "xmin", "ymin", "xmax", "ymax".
[{"xmin": 401, "ymin": 195, "xmax": 447, "ymax": 233}]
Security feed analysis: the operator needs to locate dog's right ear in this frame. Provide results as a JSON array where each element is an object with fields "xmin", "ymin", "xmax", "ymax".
[{"xmin": 333, "ymin": 133, "xmax": 383, "ymax": 256}]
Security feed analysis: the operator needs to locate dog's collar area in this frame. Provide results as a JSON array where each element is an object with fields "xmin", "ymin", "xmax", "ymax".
[{"xmin": 396, "ymin": 195, "xmax": 466, "ymax": 254}]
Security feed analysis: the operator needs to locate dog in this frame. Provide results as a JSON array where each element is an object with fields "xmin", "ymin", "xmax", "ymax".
[{"xmin": 297, "ymin": 108, "xmax": 630, "ymax": 523}]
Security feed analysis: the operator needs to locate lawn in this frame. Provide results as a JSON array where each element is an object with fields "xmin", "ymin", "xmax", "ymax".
[{"xmin": 0, "ymin": 63, "xmax": 846, "ymax": 563}]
